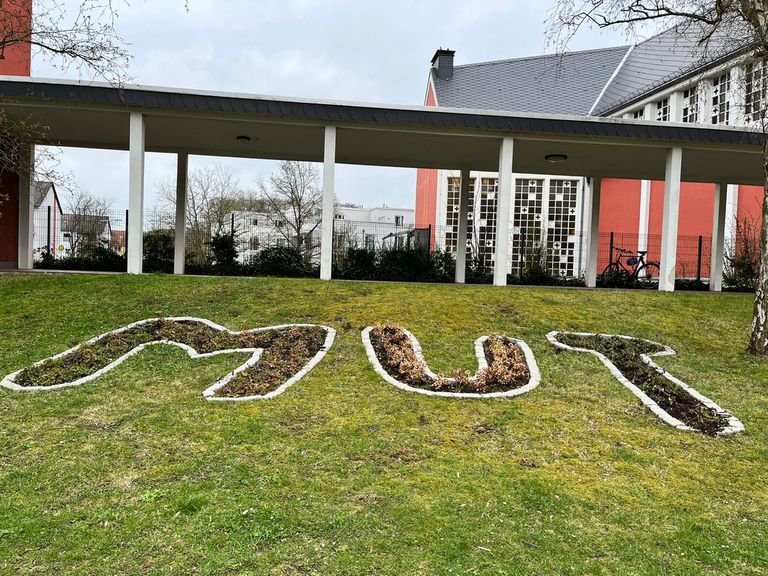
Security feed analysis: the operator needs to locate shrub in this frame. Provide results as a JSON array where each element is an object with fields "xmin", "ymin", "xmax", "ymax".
[
  {"xmin": 143, "ymin": 229, "xmax": 174, "ymax": 273},
  {"xmin": 334, "ymin": 248, "xmax": 377, "ymax": 280},
  {"xmin": 208, "ymin": 232, "xmax": 240, "ymax": 275},
  {"xmin": 376, "ymin": 246, "xmax": 433, "ymax": 282},
  {"xmin": 253, "ymin": 246, "xmax": 309, "ymax": 277},
  {"xmin": 724, "ymin": 218, "xmax": 759, "ymax": 292}
]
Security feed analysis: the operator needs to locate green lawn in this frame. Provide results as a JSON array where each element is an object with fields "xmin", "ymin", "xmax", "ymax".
[{"xmin": 0, "ymin": 273, "xmax": 766, "ymax": 575}]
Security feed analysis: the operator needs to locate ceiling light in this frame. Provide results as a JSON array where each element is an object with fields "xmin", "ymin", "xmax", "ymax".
[
  {"xmin": 545, "ymin": 154, "xmax": 568, "ymax": 164},
  {"xmin": 236, "ymin": 135, "xmax": 251, "ymax": 143}
]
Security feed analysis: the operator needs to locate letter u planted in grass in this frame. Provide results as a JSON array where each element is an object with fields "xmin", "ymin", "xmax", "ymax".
[
  {"xmin": 0, "ymin": 318, "xmax": 336, "ymax": 401},
  {"xmin": 546, "ymin": 331, "xmax": 744, "ymax": 436},
  {"xmin": 362, "ymin": 324, "xmax": 540, "ymax": 398}
]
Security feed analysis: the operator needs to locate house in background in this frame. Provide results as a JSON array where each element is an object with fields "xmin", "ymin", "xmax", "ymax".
[
  {"xmin": 334, "ymin": 205, "xmax": 418, "ymax": 251},
  {"xmin": 417, "ymin": 25, "xmax": 764, "ymax": 278},
  {"xmin": 31, "ymin": 181, "xmax": 64, "ymax": 258},
  {"xmin": 60, "ymin": 213, "xmax": 112, "ymax": 257}
]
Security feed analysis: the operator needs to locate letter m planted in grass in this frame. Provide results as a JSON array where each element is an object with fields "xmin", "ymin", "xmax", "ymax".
[
  {"xmin": 1, "ymin": 318, "xmax": 336, "ymax": 401},
  {"xmin": 546, "ymin": 331, "xmax": 744, "ymax": 436}
]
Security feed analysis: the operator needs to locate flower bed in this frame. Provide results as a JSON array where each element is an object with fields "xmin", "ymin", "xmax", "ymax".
[
  {"xmin": 362, "ymin": 324, "xmax": 540, "ymax": 398},
  {"xmin": 2, "ymin": 318, "xmax": 335, "ymax": 401},
  {"xmin": 547, "ymin": 331, "xmax": 744, "ymax": 436}
]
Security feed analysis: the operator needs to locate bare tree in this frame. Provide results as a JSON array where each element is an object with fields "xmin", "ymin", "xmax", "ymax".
[
  {"xmin": 158, "ymin": 163, "xmax": 259, "ymax": 264},
  {"xmin": 0, "ymin": 0, "xmax": 134, "ymax": 203},
  {"xmin": 548, "ymin": 0, "xmax": 768, "ymax": 356},
  {"xmin": 63, "ymin": 189, "xmax": 113, "ymax": 255},
  {"xmin": 258, "ymin": 161, "xmax": 323, "ymax": 260}
]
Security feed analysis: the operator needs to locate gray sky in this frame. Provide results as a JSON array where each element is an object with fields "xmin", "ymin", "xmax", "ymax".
[{"xmin": 34, "ymin": 0, "xmax": 630, "ymax": 211}]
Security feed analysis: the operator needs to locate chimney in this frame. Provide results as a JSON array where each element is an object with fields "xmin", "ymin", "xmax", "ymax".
[
  {"xmin": 0, "ymin": 0, "xmax": 32, "ymax": 76},
  {"xmin": 431, "ymin": 48, "xmax": 455, "ymax": 80}
]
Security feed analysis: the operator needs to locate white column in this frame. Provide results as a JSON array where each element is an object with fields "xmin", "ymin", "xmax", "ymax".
[
  {"xmin": 17, "ymin": 146, "xmax": 34, "ymax": 269},
  {"xmin": 493, "ymin": 137, "xmax": 514, "ymax": 286},
  {"xmin": 127, "ymin": 112, "xmax": 145, "ymax": 274},
  {"xmin": 174, "ymin": 152, "xmax": 188, "ymax": 275},
  {"xmin": 455, "ymin": 168, "xmax": 471, "ymax": 284},
  {"xmin": 724, "ymin": 184, "xmax": 739, "ymax": 252},
  {"xmin": 710, "ymin": 181, "xmax": 727, "ymax": 292},
  {"xmin": 319, "ymin": 126, "xmax": 336, "ymax": 281},
  {"xmin": 659, "ymin": 146, "xmax": 683, "ymax": 292},
  {"xmin": 637, "ymin": 179, "xmax": 651, "ymax": 252},
  {"xmin": 585, "ymin": 176, "xmax": 602, "ymax": 287},
  {"xmin": 669, "ymin": 90, "xmax": 684, "ymax": 123}
]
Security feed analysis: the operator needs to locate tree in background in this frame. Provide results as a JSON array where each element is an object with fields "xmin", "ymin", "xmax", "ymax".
[
  {"xmin": 0, "ymin": 0, "xmax": 133, "ymax": 209},
  {"xmin": 158, "ymin": 163, "xmax": 265, "ymax": 265},
  {"xmin": 258, "ymin": 161, "xmax": 323, "ymax": 262},
  {"xmin": 63, "ymin": 189, "xmax": 113, "ymax": 255},
  {"xmin": 548, "ymin": 0, "xmax": 768, "ymax": 356}
]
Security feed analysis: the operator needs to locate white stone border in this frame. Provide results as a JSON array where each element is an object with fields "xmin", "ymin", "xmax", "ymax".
[
  {"xmin": 546, "ymin": 331, "xmax": 744, "ymax": 436},
  {"xmin": 361, "ymin": 326, "xmax": 541, "ymax": 399},
  {"xmin": 0, "ymin": 317, "xmax": 336, "ymax": 402}
]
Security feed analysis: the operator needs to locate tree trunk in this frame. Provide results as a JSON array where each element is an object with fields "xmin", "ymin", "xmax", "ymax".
[{"xmin": 749, "ymin": 144, "xmax": 768, "ymax": 354}]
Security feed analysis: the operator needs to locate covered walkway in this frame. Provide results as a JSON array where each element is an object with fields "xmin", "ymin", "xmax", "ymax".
[{"xmin": 0, "ymin": 76, "xmax": 763, "ymax": 291}]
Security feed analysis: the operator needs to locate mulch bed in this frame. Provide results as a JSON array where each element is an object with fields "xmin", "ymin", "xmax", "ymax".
[
  {"xmin": 555, "ymin": 333, "xmax": 728, "ymax": 435},
  {"xmin": 368, "ymin": 324, "xmax": 530, "ymax": 394},
  {"xmin": 14, "ymin": 319, "xmax": 327, "ymax": 398}
]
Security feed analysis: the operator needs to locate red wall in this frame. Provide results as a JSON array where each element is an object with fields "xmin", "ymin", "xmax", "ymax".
[
  {"xmin": 737, "ymin": 185, "xmax": 763, "ymax": 223},
  {"xmin": 0, "ymin": 173, "xmax": 20, "ymax": 266},
  {"xmin": 0, "ymin": 0, "xmax": 32, "ymax": 76},
  {"xmin": 415, "ymin": 82, "xmax": 438, "ymax": 231}
]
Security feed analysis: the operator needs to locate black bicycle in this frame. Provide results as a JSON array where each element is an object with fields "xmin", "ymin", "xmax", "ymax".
[{"xmin": 600, "ymin": 247, "xmax": 660, "ymax": 288}]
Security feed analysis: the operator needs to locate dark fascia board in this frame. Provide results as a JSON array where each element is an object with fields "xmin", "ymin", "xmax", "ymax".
[{"xmin": 0, "ymin": 76, "xmax": 762, "ymax": 148}]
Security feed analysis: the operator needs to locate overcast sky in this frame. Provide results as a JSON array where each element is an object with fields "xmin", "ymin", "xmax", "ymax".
[{"xmin": 34, "ymin": 0, "xmax": 630, "ymax": 212}]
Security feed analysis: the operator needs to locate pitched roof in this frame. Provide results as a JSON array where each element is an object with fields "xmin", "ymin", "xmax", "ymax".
[
  {"xmin": 592, "ymin": 21, "xmax": 751, "ymax": 115},
  {"xmin": 432, "ymin": 46, "xmax": 630, "ymax": 116},
  {"xmin": 431, "ymin": 22, "xmax": 751, "ymax": 117},
  {"xmin": 32, "ymin": 181, "xmax": 53, "ymax": 208}
]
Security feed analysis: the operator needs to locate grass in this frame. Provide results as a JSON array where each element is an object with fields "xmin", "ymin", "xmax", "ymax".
[{"xmin": 0, "ymin": 273, "xmax": 766, "ymax": 575}]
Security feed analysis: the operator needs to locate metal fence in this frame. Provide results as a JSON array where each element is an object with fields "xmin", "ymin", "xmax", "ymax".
[
  {"xmin": 597, "ymin": 232, "xmax": 711, "ymax": 280},
  {"xmin": 32, "ymin": 207, "xmax": 128, "ymax": 260},
  {"xmin": 31, "ymin": 207, "xmax": 715, "ymax": 283}
]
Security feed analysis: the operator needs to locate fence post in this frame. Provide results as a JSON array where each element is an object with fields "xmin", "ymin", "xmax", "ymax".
[
  {"xmin": 46, "ymin": 206, "xmax": 51, "ymax": 254},
  {"xmin": 428, "ymin": 224, "xmax": 432, "ymax": 253},
  {"xmin": 125, "ymin": 209, "xmax": 129, "ymax": 255},
  {"xmin": 230, "ymin": 213, "xmax": 235, "ymax": 237},
  {"xmin": 609, "ymin": 232, "xmax": 614, "ymax": 261},
  {"xmin": 696, "ymin": 235, "xmax": 703, "ymax": 282}
]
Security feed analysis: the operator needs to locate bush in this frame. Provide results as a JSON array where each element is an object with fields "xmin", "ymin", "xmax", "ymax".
[
  {"xmin": 36, "ymin": 245, "xmax": 127, "ymax": 272},
  {"xmin": 143, "ymin": 229, "xmax": 174, "ymax": 273},
  {"xmin": 334, "ymin": 248, "xmax": 377, "ymax": 280},
  {"xmin": 208, "ymin": 232, "xmax": 240, "ymax": 275},
  {"xmin": 724, "ymin": 218, "xmax": 759, "ymax": 292},
  {"xmin": 252, "ymin": 246, "xmax": 309, "ymax": 277}
]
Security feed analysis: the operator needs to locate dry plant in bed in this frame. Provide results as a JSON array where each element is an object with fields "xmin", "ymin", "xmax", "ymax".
[
  {"xmin": 13, "ymin": 319, "xmax": 327, "ymax": 398},
  {"xmin": 368, "ymin": 324, "xmax": 530, "ymax": 394},
  {"xmin": 555, "ymin": 333, "xmax": 728, "ymax": 436}
]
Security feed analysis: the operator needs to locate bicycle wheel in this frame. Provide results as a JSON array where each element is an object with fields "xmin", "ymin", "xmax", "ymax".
[
  {"xmin": 635, "ymin": 263, "xmax": 660, "ymax": 289},
  {"xmin": 600, "ymin": 263, "xmax": 629, "ymax": 288}
]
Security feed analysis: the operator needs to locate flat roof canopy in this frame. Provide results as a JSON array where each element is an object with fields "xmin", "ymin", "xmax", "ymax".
[{"xmin": 0, "ymin": 77, "xmax": 764, "ymax": 185}]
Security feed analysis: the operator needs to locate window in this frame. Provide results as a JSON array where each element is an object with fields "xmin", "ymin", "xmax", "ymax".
[
  {"xmin": 745, "ymin": 60, "xmax": 767, "ymax": 123},
  {"xmin": 477, "ymin": 178, "xmax": 498, "ymax": 267},
  {"xmin": 632, "ymin": 108, "xmax": 645, "ymax": 120},
  {"xmin": 274, "ymin": 219, "xmax": 284, "ymax": 228},
  {"xmin": 444, "ymin": 176, "xmax": 475, "ymax": 254},
  {"xmin": 394, "ymin": 215, "xmax": 404, "ymax": 226},
  {"xmin": 655, "ymin": 97, "xmax": 670, "ymax": 121},
  {"xmin": 251, "ymin": 218, "xmax": 258, "ymax": 226},
  {"xmin": 711, "ymin": 73, "xmax": 730, "ymax": 125},
  {"xmin": 682, "ymin": 85, "xmax": 699, "ymax": 123}
]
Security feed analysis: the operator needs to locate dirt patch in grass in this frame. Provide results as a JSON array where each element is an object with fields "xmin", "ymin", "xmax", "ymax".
[
  {"xmin": 14, "ymin": 319, "xmax": 327, "ymax": 398},
  {"xmin": 555, "ymin": 333, "xmax": 728, "ymax": 436},
  {"xmin": 369, "ymin": 324, "xmax": 530, "ymax": 394}
]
